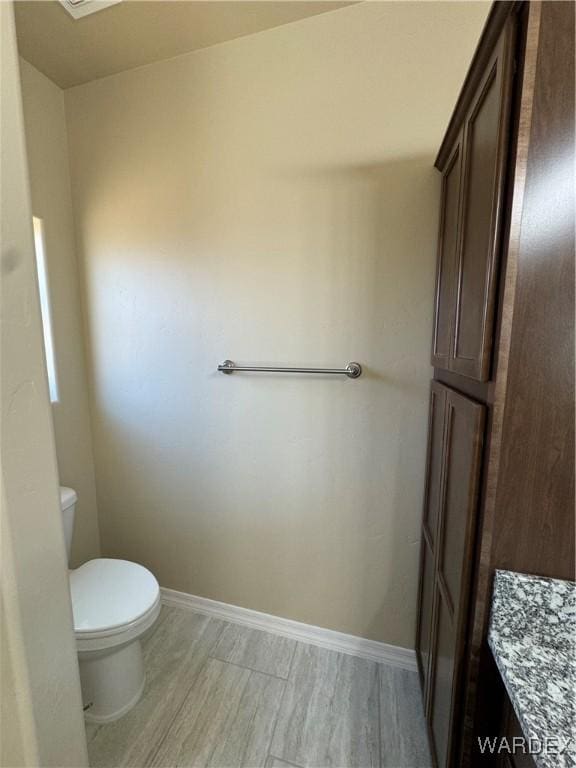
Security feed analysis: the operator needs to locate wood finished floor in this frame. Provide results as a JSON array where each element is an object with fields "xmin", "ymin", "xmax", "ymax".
[{"xmin": 86, "ymin": 606, "xmax": 431, "ymax": 768}]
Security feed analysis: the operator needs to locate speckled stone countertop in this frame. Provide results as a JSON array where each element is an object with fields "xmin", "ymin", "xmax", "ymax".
[{"xmin": 488, "ymin": 570, "xmax": 576, "ymax": 768}]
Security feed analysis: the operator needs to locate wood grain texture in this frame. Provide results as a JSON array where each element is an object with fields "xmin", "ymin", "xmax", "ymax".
[
  {"xmin": 87, "ymin": 606, "xmax": 432, "ymax": 768},
  {"xmin": 433, "ymin": 369, "xmax": 493, "ymax": 406},
  {"xmin": 461, "ymin": 6, "xmax": 543, "ymax": 764},
  {"xmin": 379, "ymin": 666, "xmax": 432, "ymax": 768},
  {"xmin": 150, "ymin": 658, "xmax": 285, "ymax": 767},
  {"xmin": 432, "ymin": 137, "xmax": 464, "ymax": 370},
  {"xmin": 436, "ymin": 2, "xmax": 516, "ymax": 170},
  {"xmin": 416, "ymin": 382, "xmax": 448, "ymax": 709},
  {"xmin": 425, "ymin": 387, "xmax": 486, "ymax": 768},
  {"xmin": 443, "ymin": 2, "xmax": 576, "ymax": 764},
  {"xmin": 422, "ymin": 384, "xmax": 448, "ymax": 551},
  {"xmin": 416, "ymin": 535, "xmax": 435, "ymax": 708},
  {"xmin": 489, "ymin": 0, "xmax": 575, "ymax": 579},
  {"xmin": 426, "ymin": 1, "xmax": 574, "ymax": 764},
  {"xmin": 87, "ymin": 607, "xmax": 225, "ymax": 768},
  {"xmin": 432, "ymin": 9, "xmax": 517, "ymax": 384},
  {"xmin": 270, "ymin": 643, "xmax": 380, "ymax": 768},
  {"xmin": 211, "ymin": 623, "xmax": 297, "ymax": 679},
  {"xmin": 450, "ymin": 16, "xmax": 516, "ymax": 382},
  {"xmin": 471, "ymin": 4, "xmax": 575, "ymax": 758},
  {"xmin": 415, "ymin": 379, "xmax": 487, "ymax": 766},
  {"xmin": 265, "ymin": 758, "xmax": 304, "ymax": 768}
]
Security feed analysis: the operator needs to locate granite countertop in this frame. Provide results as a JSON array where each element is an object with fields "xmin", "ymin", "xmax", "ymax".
[{"xmin": 488, "ymin": 569, "xmax": 576, "ymax": 768}]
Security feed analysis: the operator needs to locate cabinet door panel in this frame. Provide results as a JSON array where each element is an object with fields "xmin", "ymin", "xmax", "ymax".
[
  {"xmin": 416, "ymin": 381, "xmax": 486, "ymax": 768},
  {"xmin": 451, "ymin": 24, "xmax": 515, "ymax": 380},
  {"xmin": 422, "ymin": 382, "xmax": 447, "ymax": 546},
  {"xmin": 432, "ymin": 137, "xmax": 463, "ymax": 369},
  {"xmin": 430, "ymin": 589, "xmax": 456, "ymax": 768},
  {"xmin": 431, "ymin": 389, "xmax": 485, "ymax": 767},
  {"xmin": 416, "ymin": 535, "xmax": 435, "ymax": 705},
  {"xmin": 438, "ymin": 391, "xmax": 486, "ymax": 613}
]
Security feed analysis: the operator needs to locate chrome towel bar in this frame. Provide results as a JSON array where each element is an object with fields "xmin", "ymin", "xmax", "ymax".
[{"xmin": 218, "ymin": 360, "xmax": 362, "ymax": 379}]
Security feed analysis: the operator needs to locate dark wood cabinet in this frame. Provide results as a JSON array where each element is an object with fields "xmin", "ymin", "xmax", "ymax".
[
  {"xmin": 432, "ymin": 136, "xmax": 464, "ymax": 370},
  {"xmin": 416, "ymin": 382, "xmax": 485, "ymax": 767},
  {"xmin": 431, "ymin": 18, "xmax": 515, "ymax": 382},
  {"xmin": 417, "ymin": 383, "xmax": 447, "ymax": 698},
  {"xmin": 497, "ymin": 693, "xmax": 536, "ymax": 768},
  {"xmin": 417, "ymin": 3, "xmax": 575, "ymax": 767}
]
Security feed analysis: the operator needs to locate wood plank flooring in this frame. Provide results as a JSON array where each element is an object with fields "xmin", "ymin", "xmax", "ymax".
[
  {"xmin": 270, "ymin": 644, "xmax": 380, "ymax": 768},
  {"xmin": 86, "ymin": 606, "xmax": 431, "ymax": 768}
]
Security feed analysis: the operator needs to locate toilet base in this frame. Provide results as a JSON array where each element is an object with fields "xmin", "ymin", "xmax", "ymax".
[{"xmin": 79, "ymin": 639, "xmax": 145, "ymax": 723}]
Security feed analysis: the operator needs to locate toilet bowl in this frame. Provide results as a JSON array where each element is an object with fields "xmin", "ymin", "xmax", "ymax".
[{"xmin": 61, "ymin": 487, "xmax": 161, "ymax": 723}]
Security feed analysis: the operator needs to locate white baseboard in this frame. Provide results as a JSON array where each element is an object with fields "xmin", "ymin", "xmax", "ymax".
[{"xmin": 160, "ymin": 587, "xmax": 417, "ymax": 672}]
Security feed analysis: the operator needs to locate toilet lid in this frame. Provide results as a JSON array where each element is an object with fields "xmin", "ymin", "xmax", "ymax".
[{"xmin": 70, "ymin": 559, "xmax": 160, "ymax": 634}]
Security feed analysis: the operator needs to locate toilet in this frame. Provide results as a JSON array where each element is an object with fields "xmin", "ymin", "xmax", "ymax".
[{"xmin": 61, "ymin": 487, "xmax": 161, "ymax": 723}]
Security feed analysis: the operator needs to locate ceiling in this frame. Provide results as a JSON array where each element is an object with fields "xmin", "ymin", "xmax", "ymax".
[{"xmin": 15, "ymin": 0, "xmax": 356, "ymax": 89}]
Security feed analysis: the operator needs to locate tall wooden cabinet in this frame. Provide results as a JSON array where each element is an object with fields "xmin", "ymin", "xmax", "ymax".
[
  {"xmin": 417, "ymin": 9, "xmax": 516, "ymax": 764},
  {"xmin": 432, "ymin": 16, "xmax": 515, "ymax": 382},
  {"xmin": 417, "ymin": 383, "xmax": 485, "ymax": 767},
  {"xmin": 416, "ymin": 2, "xmax": 575, "ymax": 767}
]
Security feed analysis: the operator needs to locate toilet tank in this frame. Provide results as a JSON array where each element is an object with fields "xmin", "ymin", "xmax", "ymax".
[{"xmin": 60, "ymin": 486, "xmax": 77, "ymax": 563}]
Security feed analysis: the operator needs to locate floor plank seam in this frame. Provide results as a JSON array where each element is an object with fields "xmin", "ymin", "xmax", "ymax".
[
  {"xmin": 144, "ymin": 617, "xmax": 228, "ymax": 767},
  {"xmin": 207, "ymin": 655, "xmax": 292, "ymax": 682},
  {"xmin": 376, "ymin": 663, "xmax": 383, "ymax": 768},
  {"xmin": 286, "ymin": 640, "xmax": 298, "ymax": 675},
  {"xmin": 265, "ymin": 641, "xmax": 300, "ymax": 767},
  {"xmin": 202, "ymin": 675, "xmax": 250, "ymax": 768},
  {"xmin": 267, "ymin": 755, "xmax": 304, "ymax": 768},
  {"xmin": 87, "ymin": 609, "xmax": 429, "ymax": 768}
]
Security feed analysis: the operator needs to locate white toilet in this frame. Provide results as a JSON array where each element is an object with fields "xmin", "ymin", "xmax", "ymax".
[{"xmin": 61, "ymin": 486, "xmax": 161, "ymax": 723}]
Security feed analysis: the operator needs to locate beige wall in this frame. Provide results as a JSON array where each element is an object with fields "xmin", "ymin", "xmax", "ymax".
[
  {"xmin": 0, "ymin": 3, "xmax": 88, "ymax": 765},
  {"xmin": 19, "ymin": 59, "xmax": 101, "ymax": 568},
  {"xmin": 65, "ymin": 2, "xmax": 488, "ymax": 648}
]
